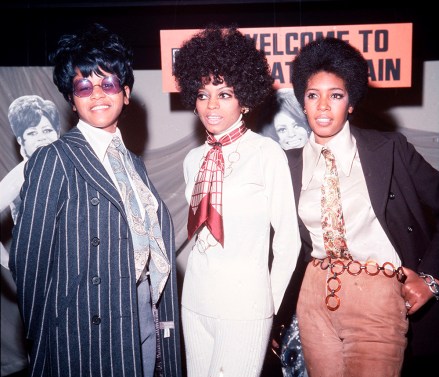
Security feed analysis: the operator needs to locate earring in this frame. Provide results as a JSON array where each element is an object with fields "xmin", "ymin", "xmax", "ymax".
[
  {"xmin": 193, "ymin": 108, "xmax": 199, "ymax": 116},
  {"xmin": 241, "ymin": 107, "xmax": 249, "ymax": 114},
  {"xmin": 303, "ymin": 109, "xmax": 307, "ymax": 114}
]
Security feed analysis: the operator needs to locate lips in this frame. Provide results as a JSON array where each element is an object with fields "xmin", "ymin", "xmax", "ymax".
[
  {"xmin": 91, "ymin": 104, "xmax": 110, "ymax": 111},
  {"xmin": 287, "ymin": 138, "xmax": 304, "ymax": 148},
  {"xmin": 205, "ymin": 115, "xmax": 222, "ymax": 125},
  {"xmin": 315, "ymin": 116, "xmax": 331, "ymax": 126}
]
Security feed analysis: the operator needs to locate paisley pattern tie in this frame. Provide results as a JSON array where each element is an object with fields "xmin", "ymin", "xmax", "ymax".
[
  {"xmin": 320, "ymin": 147, "xmax": 350, "ymax": 259},
  {"xmin": 107, "ymin": 136, "xmax": 170, "ymax": 304},
  {"xmin": 187, "ymin": 123, "xmax": 247, "ymax": 246}
]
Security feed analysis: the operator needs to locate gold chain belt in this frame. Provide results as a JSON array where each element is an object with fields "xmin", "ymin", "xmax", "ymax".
[{"xmin": 312, "ymin": 257, "xmax": 406, "ymax": 311}]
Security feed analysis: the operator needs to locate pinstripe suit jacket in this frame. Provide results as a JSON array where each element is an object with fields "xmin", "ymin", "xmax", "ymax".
[{"xmin": 9, "ymin": 127, "xmax": 182, "ymax": 377}]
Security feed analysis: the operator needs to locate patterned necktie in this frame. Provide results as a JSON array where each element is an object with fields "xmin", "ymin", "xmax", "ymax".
[
  {"xmin": 320, "ymin": 147, "xmax": 350, "ymax": 259},
  {"xmin": 187, "ymin": 123, "xmax": 248, "ymax": 246},
  {"xmin": 107, "ymin": 136, "xmax": 170, "ymax": 304}
]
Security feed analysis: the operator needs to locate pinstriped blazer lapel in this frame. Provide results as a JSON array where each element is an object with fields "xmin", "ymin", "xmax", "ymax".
[{"xmin": 61, "ymin": 127, "xmax": 126, "ymax": 214}]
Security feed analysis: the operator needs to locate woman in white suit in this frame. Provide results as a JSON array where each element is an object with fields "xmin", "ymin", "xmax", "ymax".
[{"xmin": 173, "ymin": 25, "xmax": 301, "ymax": 377}]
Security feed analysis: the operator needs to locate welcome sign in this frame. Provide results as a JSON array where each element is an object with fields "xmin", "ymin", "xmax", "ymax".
[{"xmin": 160, "ymin": 23, "xmax": 412, "ymax": 92}]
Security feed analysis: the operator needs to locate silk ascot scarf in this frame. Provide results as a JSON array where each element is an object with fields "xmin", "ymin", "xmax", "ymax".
[
  {"xmin": 320, "ymin": 147, "xmax": 350, "ymax": 259},
  {"xmin": 188, "ymin": 123, "xmax": 248, "ymax": 246}
]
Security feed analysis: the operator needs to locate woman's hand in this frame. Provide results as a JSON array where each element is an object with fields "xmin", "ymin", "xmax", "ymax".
[{"xmin": 401, "ymin": 267, "xmax": 437, "ymax": 315}]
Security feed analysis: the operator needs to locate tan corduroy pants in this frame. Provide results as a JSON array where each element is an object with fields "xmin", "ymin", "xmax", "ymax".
[{"xmin": 297, "ymin": 261, "xmax": 408, "ymax": 377}]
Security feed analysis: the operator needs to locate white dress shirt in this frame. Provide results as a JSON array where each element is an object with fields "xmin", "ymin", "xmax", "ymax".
[{"xmin": 298, "ymin": 121, "xmax": 401, "ymax": 267}]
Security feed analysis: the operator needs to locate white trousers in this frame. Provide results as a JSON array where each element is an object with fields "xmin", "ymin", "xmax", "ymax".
[{"xmin": 182, "ymin": 307, "xmax": 272, "ymax": 377}]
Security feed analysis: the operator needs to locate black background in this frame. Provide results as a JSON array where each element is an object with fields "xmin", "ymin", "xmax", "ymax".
[{"xmin": 1, "ymin": 0, "xmax": 437, "ymax": 69}]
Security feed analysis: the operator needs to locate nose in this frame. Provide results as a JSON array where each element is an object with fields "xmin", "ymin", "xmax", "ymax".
[
  {"xmin": 207, "ymin": 97, "xmax": 219, "ymax": 109},
  {"xmin": 90, "ymin": 84, "xmax": 106, "ymax": 98},
  {"xmin": 318, "ymin": 99, "xmax": 330, "ymax": 111},
  {"xmin": 287, "ymin": 124, "xmax": 298, "ymax": 137}
]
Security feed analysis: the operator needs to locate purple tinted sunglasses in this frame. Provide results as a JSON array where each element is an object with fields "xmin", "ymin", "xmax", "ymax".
[{"xmin": 73, "ymin": 75, "xmax": 122, "ymax": 97}]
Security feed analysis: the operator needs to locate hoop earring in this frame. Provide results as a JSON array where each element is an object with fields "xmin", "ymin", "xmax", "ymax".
[{"xmin": 193, "ymin": 108, "xmax": 199, "ymax": 116}]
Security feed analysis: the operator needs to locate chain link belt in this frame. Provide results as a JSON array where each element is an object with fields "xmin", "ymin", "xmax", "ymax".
[{"xmin": 312, "ymin": 257, "xmax": 407, "ymax": 311}]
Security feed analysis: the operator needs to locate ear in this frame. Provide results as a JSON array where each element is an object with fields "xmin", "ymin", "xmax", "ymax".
[
  {"xmin": 68, "ymin": 95, "xmax": 77, "ymax": 112},
  {"xmin": 17, "ymin": 136, "xmax": 23, "ymax": 146},
  {"xmin": 348, "ymin": 105, "xmax": 354, "ymax": 114},
  {"xmin": 124, "ymin": 86, "xmax": 131, "ymax": 105}
]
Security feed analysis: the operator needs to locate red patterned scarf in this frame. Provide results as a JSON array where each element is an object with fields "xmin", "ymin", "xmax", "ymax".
[{"xmin": 187, "ymin": 123, "xmax": 248, "ymax": 246}]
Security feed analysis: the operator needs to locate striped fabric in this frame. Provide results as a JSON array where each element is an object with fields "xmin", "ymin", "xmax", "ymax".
[
  {"xmin": 9, "ymin": 127, "xmax": 182, "ymax": 377},
  {"xmin": 182, "ymin": 307, "xmax": 272, "ymax": 377}
]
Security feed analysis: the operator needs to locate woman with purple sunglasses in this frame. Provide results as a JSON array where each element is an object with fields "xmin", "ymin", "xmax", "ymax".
[{"xmin": 9, "ymin": 23, "xmax": 182, "ymax": 377}]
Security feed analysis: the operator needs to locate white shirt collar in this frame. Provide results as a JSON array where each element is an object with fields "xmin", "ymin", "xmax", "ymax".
[
  {"xmin": 77, "ymin": 120, "xmax": 123, "ymax": 163},
  {"xmin": 302, "ymin": 121, "xmax": 357, "ymax": 188}
]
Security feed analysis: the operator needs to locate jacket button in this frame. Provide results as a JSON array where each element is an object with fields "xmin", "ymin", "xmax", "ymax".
[
  {"xmin": 92, "ymin": 276, "xmax": 101, "ymax": 285},
  {"xmin": 92, "ymin": 315, "xmax": 101, "ymax": 325},
  {"xmin": 389, "ymin": 192, "xmax": 395, "ymax": 200},
  {"xmin": 91, "ymin": 197, "xmax": 100, "ymax": 206},
  {"xmin": 91, "ymin": 237, "xmax": 100, "ymax": 247},
  {"xmin": 407, "ymin": 226, "xmax": 413, "ymax": 232}
]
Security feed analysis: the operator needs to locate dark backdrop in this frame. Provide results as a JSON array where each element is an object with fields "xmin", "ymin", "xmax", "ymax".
[{"xmin": 1, "ymin": 0, "xmax": 437, "ymax": 70}]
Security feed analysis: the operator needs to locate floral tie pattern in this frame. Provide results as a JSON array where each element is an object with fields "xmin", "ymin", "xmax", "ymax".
[{"xmin": 320, "ymin": 147, "xmax": 350, "ymax": 259}]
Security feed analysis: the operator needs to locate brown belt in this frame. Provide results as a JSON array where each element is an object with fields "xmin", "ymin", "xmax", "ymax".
[{"xmin": 311, "ymin": 257, "xmax": 406, "ymax": 311}]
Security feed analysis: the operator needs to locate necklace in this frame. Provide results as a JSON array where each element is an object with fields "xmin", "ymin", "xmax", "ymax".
[
  {"xmin": 193, "ymin": 232, "xmax": 219, "ymax": 253},
  {"xmin": 195, "ymin": 136, "xmax": 243, "ymax": 181},
  {"xmin": 223, "ymin": 138, "xmax": 242, "ymax": 177}
]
